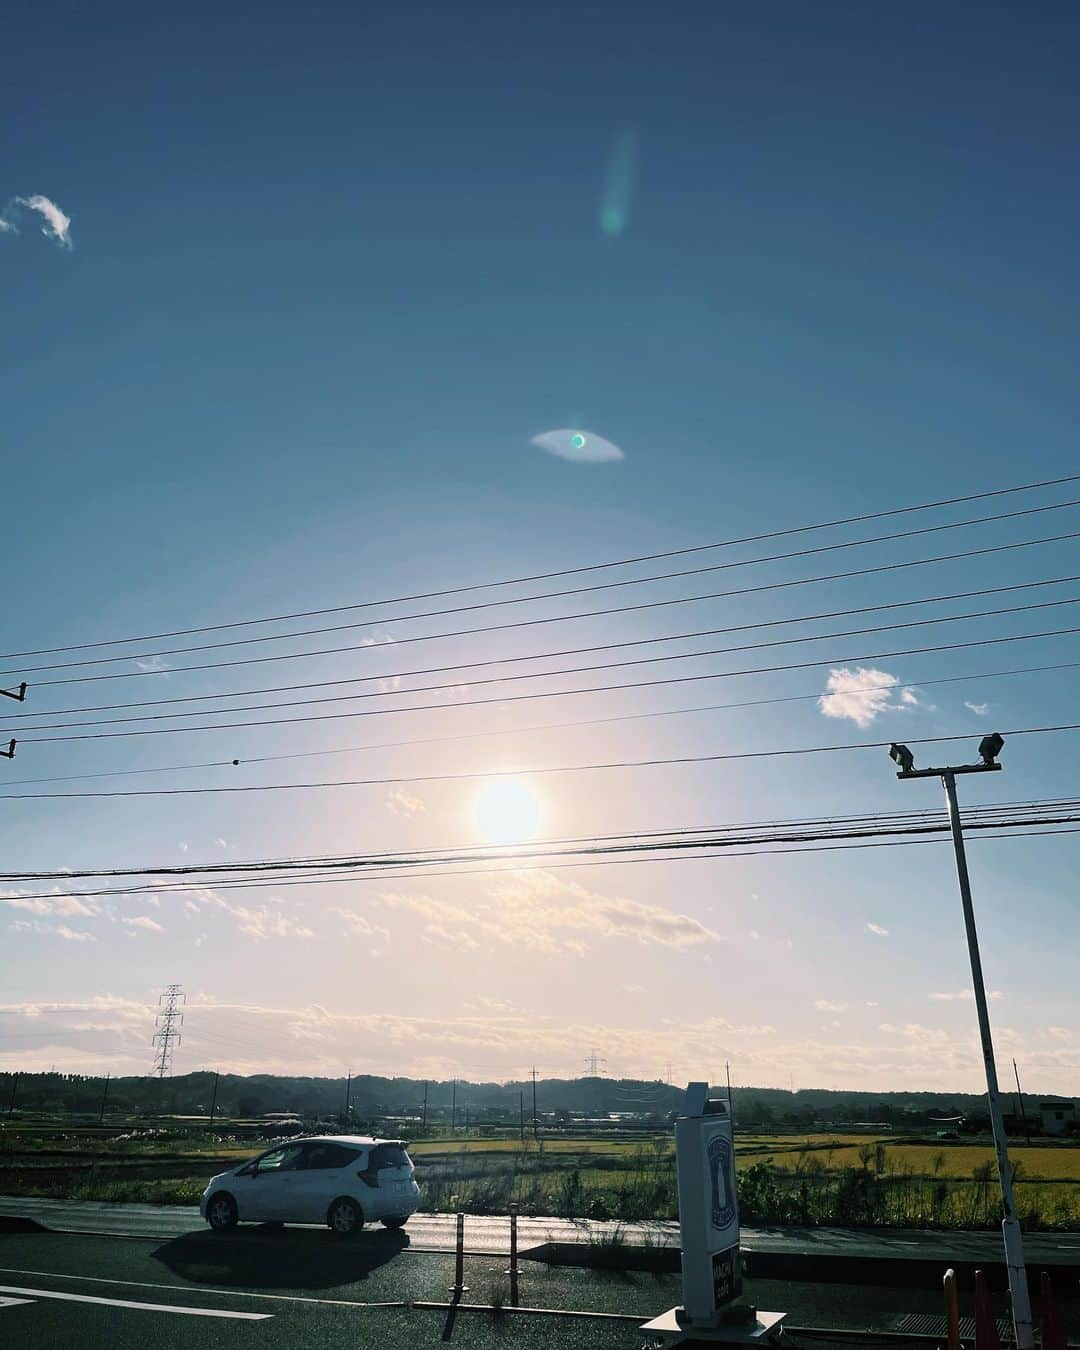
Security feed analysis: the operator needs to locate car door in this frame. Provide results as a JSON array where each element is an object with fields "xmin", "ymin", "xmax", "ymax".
[
  {"xmin": 289, "ymin": 1142, "xmax": 361, "ymax": 1222},
  {"xmin": 243, "ymin": 1143, "xmax": 306, "ymax": 1220}
]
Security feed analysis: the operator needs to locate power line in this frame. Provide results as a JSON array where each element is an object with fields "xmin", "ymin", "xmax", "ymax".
[
  {"xmin": 15, "ymin": 527, "xmax": 1080, "ymax": 691},
  {"xmin": 3, "ymin": 658, "xmax": 1077, "ymax": 787},
  {"xmin": 4, "ymin": 812, "xmax": 1078, "ymax": 902},
  {"xmin": 1, "ymin": 721, "xmax": 1077, "ymax": 799},
  {"xmin": 6, "ymin": 471, "xmax": 1079, "ymax": 662},
  {"xmin": 8, "ymin": 591, "xmax": 1080, "ymax": 735},
  {"xmin": 10, "ymin": 795, "xmax": 1075, "ymax": 882},
  {"xmin": 9, "ymin": 572, "xmax": 1080, "ymax": 722},
  {"xmin": 9, "ymin": 624, "xmax": 1080, "ymax": 745}
]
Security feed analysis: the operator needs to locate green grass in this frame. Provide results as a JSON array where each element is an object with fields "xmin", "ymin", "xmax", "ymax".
[{"xmin": 4, "ymin": 1126, "xmax": 1080, "ymax": 1229}]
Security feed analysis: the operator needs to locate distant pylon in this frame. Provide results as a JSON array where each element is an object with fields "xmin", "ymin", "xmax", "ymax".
[
  {"xmin": 583, "ymin": 1048, "xmax": 607, "ymax": 1076},
  {"xmin": 152, "ymin": 984, "xmax": 185, "ymax": 1078}
]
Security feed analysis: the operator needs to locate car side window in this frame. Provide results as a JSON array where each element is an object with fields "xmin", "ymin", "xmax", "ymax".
[
  {"xmin": 301, "ymin": 1143, "xmax": 361, "ymax": 1170},
  {"xmin": 258, "ymin": 1144, "xmax": 305, "ymax": 1173}
]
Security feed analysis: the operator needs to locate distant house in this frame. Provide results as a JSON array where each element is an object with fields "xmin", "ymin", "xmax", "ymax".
[{"xmin": 1039, "ymin": 1101, "xmax": 1077, "ymax": 1136}]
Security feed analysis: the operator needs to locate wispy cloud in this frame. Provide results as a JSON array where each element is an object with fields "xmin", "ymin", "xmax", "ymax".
[
  {"xmin": 817, "ymin": 667, "xmax": 920, "ymax": 727},
  {"xmin": 964, "ymin": 701, "xmax": 990, "ymax": 717},
  {"xmin": 386, "ymin": 789, "xmax": 425, "ymax": 817},
  {"xmin": 122, "ymin": 915, "xmax": 165, "ymax": 934},
  {"xmin": 1, "ymin": 194, "xmax": 73, "ymax": 249},
  {"xmin": 866, "ymin": 922, "xmax": 890, "ymax": 937},
  {"xmin": 531, "ymin": 428, "xmax": 625, "ymax": 463},
  {"xmin": 929, "ymin": 989, "xmax": 1003, "ymax": 1001},
  {"xmin": 814, "ymin": 999, "xmax": 849, "ymax": 1013},
  {"xmin": 333, "ymin": 907, "xmax": 390, "ymax": 943},
  {"xmin": 379, "ymin": 871, "xmax": 717, "ymax": 955}
]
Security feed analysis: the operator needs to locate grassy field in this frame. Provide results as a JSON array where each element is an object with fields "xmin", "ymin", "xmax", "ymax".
[{"xmin": 3, "ymin": 1121, "xmax": 1080, "ymax": 1228}]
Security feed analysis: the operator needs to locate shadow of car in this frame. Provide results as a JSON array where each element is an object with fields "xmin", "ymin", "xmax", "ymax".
[{"xmin": 152, "ymin": 1223, "xmax": 409, "ymax": 1291}]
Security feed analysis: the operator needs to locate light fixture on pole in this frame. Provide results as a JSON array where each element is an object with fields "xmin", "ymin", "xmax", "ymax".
[{"xmin": 890, "ymin": 733, "xmax": 1032, "ymax": 1350}]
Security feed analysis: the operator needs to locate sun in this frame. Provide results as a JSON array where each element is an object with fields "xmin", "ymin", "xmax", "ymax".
[{"xmin": 474, "ymin": 778, "xmax": 541, "ymax": 845}]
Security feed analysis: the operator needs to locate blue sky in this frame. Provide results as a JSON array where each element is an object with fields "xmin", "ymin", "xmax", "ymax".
[{"xmin": 1, "ymin": 1, "xmax": 1078, "ymax": 1091}]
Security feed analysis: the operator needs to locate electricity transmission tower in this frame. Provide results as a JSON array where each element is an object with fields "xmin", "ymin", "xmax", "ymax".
[
  {"xmin": 152, "ymin": 985, "xmax": 185, "ymax": 1078},
  {"xmin": 583, "ymin": 1048, "xmax": 607, "ymax": 1076}
]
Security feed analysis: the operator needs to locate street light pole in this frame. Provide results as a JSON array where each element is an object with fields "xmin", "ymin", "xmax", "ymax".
[{"xmin": 891, "ymin": 738, "xmax": 1033, "ymax": 1350}]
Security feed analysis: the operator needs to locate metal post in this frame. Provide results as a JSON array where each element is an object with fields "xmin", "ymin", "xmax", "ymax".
[
  {"xmin": 451, "ymin": 1079, "xmax": 456, "ymax": 1132},
  {"xmin": 531, "ymin": 1067, "xmax": 538, "ymax": 1142},
  {"xmin": 943, "ymin": 770, "xmax": 1033, "ymax": 1349},
  {"xmin": 208, "ymin": 1072, "xmax": 219, "ymax": 1128},
  {"xmin": 449, "ymin": 1211, "xmax": 469, "ymax": 1296},
  {"xmin": 344, "ymin": 1072, "xmax": 351, "ymax": 1127},
  {"xmin": 519, "ymin": 1090, "xmax": 525, "ymax": 1146},
  {"xmin": 506, "ymin": 1203, "xmax": 519, "ymax": 1306},
  {"xmin": 422, "ymin": 1080, "xmax": 428, "ymax": 1130},
  {"xmin": 943, "ymin": 1268, "xmax": 960, "ymax": 1350},
  {"xmin": 98, "ymin": 1073, "xmax": 110, "ymax": 1125}
]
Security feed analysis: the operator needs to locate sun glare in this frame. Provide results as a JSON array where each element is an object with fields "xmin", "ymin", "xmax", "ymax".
[{"xmin": 474, "ymin": 778, "xmax": 541, "ymax": 845}]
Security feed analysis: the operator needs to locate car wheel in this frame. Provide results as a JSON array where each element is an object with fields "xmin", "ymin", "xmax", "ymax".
[
  {"xmin": 327, "ymin": 1197, "xmax": 363, "ymax": 1236},
  {"xmin": 207, "ymin": 1193, "xmax": 238, "ymax": 1232},
  {"xmin": 381, "ymin": 1215, "xmax": 409, "ymax": 1229}
]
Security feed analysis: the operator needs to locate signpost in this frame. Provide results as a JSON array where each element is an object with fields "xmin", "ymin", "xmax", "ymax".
[{"xmin": 641, "ymin": 1083, "xmax": 784, "ymax": 1347}]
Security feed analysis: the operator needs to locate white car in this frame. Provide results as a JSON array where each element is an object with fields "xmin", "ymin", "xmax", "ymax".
[{"xmin": 200, "ymin": 1135, "xmax": 421, "ymax": 1236}]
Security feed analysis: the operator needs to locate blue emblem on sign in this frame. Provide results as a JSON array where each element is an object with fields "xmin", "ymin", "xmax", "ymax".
[{"xmin": 707, "ymin": 1133, "xmax": 737, "ymax": 1230}]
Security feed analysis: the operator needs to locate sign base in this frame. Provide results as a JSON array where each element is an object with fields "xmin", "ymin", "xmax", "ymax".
[{"xmin": 640, "ymin": 1307, "xmax": 785, "ymax": 1347}]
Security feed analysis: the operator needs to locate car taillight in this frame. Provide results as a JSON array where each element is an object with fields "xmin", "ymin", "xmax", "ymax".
[{"xmin": 357, "ymin": 1167, "xmax": 378, "ymax": 1188}]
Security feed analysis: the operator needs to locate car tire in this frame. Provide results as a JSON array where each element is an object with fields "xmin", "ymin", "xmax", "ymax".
[
  {"xmin": 327, "ymin": 1197, "xmax": 363, "ymax": 1236},
  {"xmin": 381, "ymin": 1215, "xmax": 409, "ymax": 1229},
  {"xmin": 207, "ymin": 1192, "xmax": 239, "ymax": 1232}
]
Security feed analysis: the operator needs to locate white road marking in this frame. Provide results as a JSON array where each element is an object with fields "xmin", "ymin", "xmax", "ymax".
[
  {"xmin": 0, "ymin": 1268, "xmax": 404, "ymax": 1310},
  {"xmin": 0, "ymin": 1296, "xmax": 36, "ymax": 1309},
  {"xmin": 0, "ymin": 1285, "xmax": 271, "ymax": 1320}
]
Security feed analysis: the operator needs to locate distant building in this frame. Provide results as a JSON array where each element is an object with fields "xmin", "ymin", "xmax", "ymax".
[{"xmin": 1039, "ymin": 1101, "xmax": 1077, "ymax": 1136}]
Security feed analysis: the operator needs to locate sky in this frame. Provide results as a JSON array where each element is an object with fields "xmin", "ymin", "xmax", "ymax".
[{"xmin": 1, "ymin": 1, "xmax": 1079, "ymax": 1095}]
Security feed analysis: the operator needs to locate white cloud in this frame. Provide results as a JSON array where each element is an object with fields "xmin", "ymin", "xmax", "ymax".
[
  {"xmin": 1, "ymin": 889, "xmax": 98, "ymax": 918},
  {"xmin": 817, "ymin": 667, "xmax": 919, "ymax": 727},
  {"xmin": 965, "ymin": 701, "xmax": 991, "ymax": 717},
  {"xmin": 55, "ymin": 925, "xmax": 96, "ymax": 942},
  {"xmin": 531, "ymin": 428, "xmax": 625, "ymax": 463},
  {"xmin": 866, "ymin": 922, "xmax": 890, "ymax": 937},
  {"xmin": 1, "ymin": 194, "xmax": 72, "ymax": 248},
  {"xmin": 379, "ymin": 874, "xmax": 717, "ymax": 955},
  {"xmin": 122, "ymin": 915, "xmax": 165, "ymax": 934},
  {"xmin": 929, "ymin": 989, "xmax": 1003, "ymax": 1001},
  {"xmin": 385, "ymin": 789, "xmax": 425, "ymax": 817},
  {"xmin": 865, "ymin": 1001, "xmax": 880, "ymax": 1008},
  {"xmin": 333, "ymin": 908, "xmax": 390, "ymax": 942},
  {"xmin": 134, "ymin": 654, "xmax": 171, "ymax": 675},
  {"xmin": 814, "ymin": 999, "xmax": 848, "ymax": 1013}
]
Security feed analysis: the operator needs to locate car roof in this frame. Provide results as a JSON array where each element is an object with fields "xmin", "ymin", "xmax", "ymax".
[{"xmin": 283, "ymin": 1135, "xmax": 405, "ymax": 1148}]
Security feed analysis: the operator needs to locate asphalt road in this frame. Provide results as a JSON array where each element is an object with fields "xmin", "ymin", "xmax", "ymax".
[
  {"xmin": 5, "ymin": 1195, "xmax": 1080, "ymax": 1269},
  {"xmin": 3, "ymin": 1224, "xmax": 1057, "ymax": 1350}
]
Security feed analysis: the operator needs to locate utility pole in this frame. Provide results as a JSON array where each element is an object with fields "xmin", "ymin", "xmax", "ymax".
[
  {"xmin": 6, "ymin": 1074, "xmax": 19, "ymax": 1117},
  {"xmin": 519, "ymin": 1090, "xmax": 525, "ymax": 1146},
  {"xmin": 208, "ymin": 1072, "xmax": 220, "ymax": 1128},
  {"xmin": 98, "ymin": 1073, "xmax": 110, "ymax": 1125},
  {"xmin": 422, "ymin": 1081, "xmax": 428, "ymax": 1130},
  {"xmin": 151, "ymin": 985, "xmax": 185, "ymax": 1078},
  {"xmin": 1013, "ymin": 1060, "xmax": 1031, "ymax": 1147},
  {"xmin": 725, "ymin": 1061, "xmax": 734, "ymax": 1123},
  {"xmin": 583, "ymin": 1048, "xmax": 607, "ymax": 1076},
  {"xmin": 531, "ymin": 1067, "xmax": 538, "ymax": 1142},
  {"xmin": 890, "ymin": 733, "xmax": 1033, "ymax": 1350},
  {"xmin": 343, "ymin": 1072, "xmax": 352, "ymax": 1127},
  {"xmin": 451, "ymin": 1079, "xmax": 457, "ymax": 1132}
]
